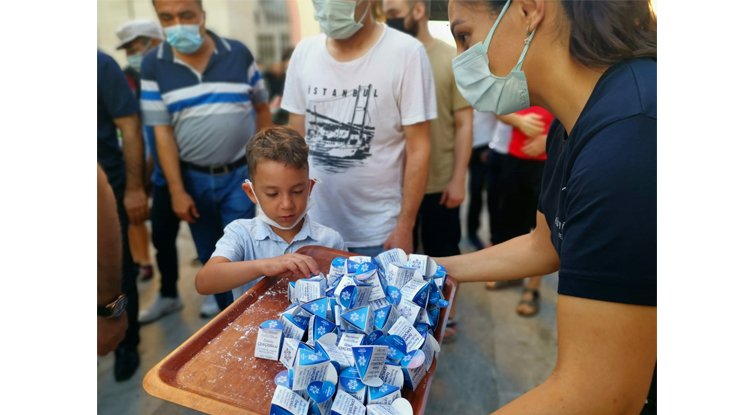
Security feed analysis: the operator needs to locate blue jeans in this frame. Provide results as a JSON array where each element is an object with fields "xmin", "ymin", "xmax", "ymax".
[
  {"xmin": 182, "ymin": 165, "xmax": 255, "ymax": 310},
  {"xmin": 348, "ymin": 245, "xmax": 385, "ymax": 257}
]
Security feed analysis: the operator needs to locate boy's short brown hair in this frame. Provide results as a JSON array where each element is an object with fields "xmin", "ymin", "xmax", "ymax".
[{"xmin": 245, "ymin": 126, "xmax": 309, "ymax": 179}]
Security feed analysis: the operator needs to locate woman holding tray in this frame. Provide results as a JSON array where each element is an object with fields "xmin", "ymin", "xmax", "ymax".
[{"xmin": 438, "ymin": 0, "xmax": 656, "ymax": 413}]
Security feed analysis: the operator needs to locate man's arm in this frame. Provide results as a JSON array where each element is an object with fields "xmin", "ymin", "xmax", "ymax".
[
  {"xmin": 287, "ymin": 112, "xmax": 306, "ymax": 136},
  {"xmin": 383, "ymin": 121, "xmax": 431, "ymax": 254},
  {"xmin": 254, "ymin": 102, "xmax": 272, "ymax": 131},
  {"xmin": 440, "ymin": 107, "xmax": 473, "ymax": 208},
  {"xmin": 97, "ymin": 164, "xmax": 127, "ymax": 356},
  {"xmin": 498, "ymin": 112, "xmax": 545, "ymax": 138},
  {"xmin": 154, "ymin": 124, "xmax": 199, "ymax": 223},
  {"xmin": 113, "ymin": 113, "xmax": 148, "ymax": 225},
  {"xmin": 437, "ymin": 211, "xmax": 560, "ymax": 282},
  {"xmin": 494, "ymin": 296, "xmax": 656, "ymax": 415}
]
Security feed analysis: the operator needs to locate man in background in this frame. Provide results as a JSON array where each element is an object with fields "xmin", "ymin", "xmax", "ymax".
[
  {"xmin": 141, "ymin": 0, "xmax": 272, "ymax": 313},
  {"xmin": 283, "ymin": 0, "xmax": 435, "ymax": 256},
  {"xmin": 383, "ymin": 0, "xmax": 472, "ymax": 342},
  {"xmin": 116, "ymin": 19, "xmax": 190, "ymax": 324},
  {"xmin": 98, "ymin": 164, "xmax": 128, "ymax": 356},
  {"xmin": 97, "ymin": 50, "xmax": 148, "ymax": 381}
]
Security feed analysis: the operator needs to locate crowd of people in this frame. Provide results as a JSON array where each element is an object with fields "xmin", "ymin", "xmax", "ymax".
[{"xmin": 97, "ymin": 0, "xmax": 656, "ymax": 413}]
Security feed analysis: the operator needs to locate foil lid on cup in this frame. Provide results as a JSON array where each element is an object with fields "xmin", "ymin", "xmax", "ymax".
[
  {"xmin": 374, "ymin": 334, "xmax": 407, "ymax": 364},
  {"xmin": 309, "ymin": 315, "xmax": 337, "ymax": 342},
  {"xmin": 398, "ymin": 279, "xmax": 430, "ymax": 309},
  {"xmin": 385, "ymin": 286, "xmax": 401, "ymax": 306},
  {"xmin": 366, "ymin": 383, "xmax": 401, "ymax": 405},
  {"xmin": 339, "ymin": 366, "xmax": 365, "ymax": 393},
  {"xmin": 330, "ymin": 256, "xmax": 347, "ymax": 277},
  {"xmin": 308, "ymin": 380, "xmax": 336, "ymax": 404},
  {"xmin": 302, "ymin": 297, "xmax": 331, "ymax": 320},
  {"xmin": 341, "ymin": 306, "xmax": 373, "ymax": 334},
  {"xmin": 274, "ymin": 369, "xmax": 293, "ymax": 388},
  {"xmin": 351, "ymin": 345, "xmax": 389, "ymax": 387},
  {"xmin": 354, "ymin": 261, "xmax": 379, "ymax": 281}
]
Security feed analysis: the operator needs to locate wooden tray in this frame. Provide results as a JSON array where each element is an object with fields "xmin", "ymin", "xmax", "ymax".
[{"xmin": 144, "ymin": 246, "xmax": 457, "ymax": 415}]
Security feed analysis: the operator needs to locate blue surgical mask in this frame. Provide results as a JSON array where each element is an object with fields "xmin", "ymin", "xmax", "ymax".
[
  {"xmin": 452, "ymin": 0, "xmax": 535, "ymax": 115},
  {"xmin": 126, "ymin": 53, "xmax": 143, "ymax": 72},
  {"xmin": 165, "ymin": 23, "xmax": 204, "ymax": 54},
  {"xmin": 313, "ymin": 0, "xmax": 370, "ymax": 40}
]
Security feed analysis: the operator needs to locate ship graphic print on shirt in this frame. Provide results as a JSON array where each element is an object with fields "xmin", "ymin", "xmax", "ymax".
[{"xmin": 305, "ymin": 83, "xmax": 378, "ymax": 173}]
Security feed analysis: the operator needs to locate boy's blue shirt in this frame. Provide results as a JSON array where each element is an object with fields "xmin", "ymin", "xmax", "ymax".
[{"xmin": 211, "ymin": 217, "xmax": 346, "ymax": 299}]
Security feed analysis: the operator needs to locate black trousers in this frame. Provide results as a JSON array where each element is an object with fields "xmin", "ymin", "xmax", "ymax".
[
  {"xmin": 113, "ymin": 184, "xmax": 140, "ymax": 350},
  {"xmin": 151, "ymin": 184, "xmax": 181, "ymax": 298},
  {"xmin": 466, "ymin": 145, "xmax": 490, "ymax": 237},
  {"xmin": 413, "ymin": 192, "xmax": 461, "ymax": 257},
  {"xmin": 487, "ymin": 151, "xmax": 544, "ymax": 245}
]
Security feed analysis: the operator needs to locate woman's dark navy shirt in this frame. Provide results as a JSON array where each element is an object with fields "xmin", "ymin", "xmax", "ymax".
[{"xmin": 539, "ymin": 58, "xmax": 656, "ymax": 306}]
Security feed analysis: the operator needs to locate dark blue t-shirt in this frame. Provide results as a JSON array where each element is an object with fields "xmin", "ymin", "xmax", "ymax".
[
  {"xmin": 539, "ymin": 58, "xmax": 656, "ymax": 306},
  {"xmin": 97, "ymin": 50, "xmax": 138, "ymax": 190}
]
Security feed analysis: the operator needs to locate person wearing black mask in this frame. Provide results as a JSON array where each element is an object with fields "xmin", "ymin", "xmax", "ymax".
[
  {"xmin": 384, "ymin": 2, "xmax": 419, "ymax": 37},
  {"xmin": 383, "ymin": 0, "xmax": 473, "ymax": 343}
]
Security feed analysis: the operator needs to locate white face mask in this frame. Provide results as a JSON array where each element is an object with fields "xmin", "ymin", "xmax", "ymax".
[
  {"xmin": 244, "ymin": 179, "xmax": 317, "ymax": 231},
  {"xmin": 313, "ymin": 0, "xmax": 370, "ymax": 40},
  {"xmin": 452, "ymin": 0, "xmax": 535, "ymax": 115},
  {"xmin": 126, "ymin": 53, "xmax": 144, "ymax": 72}
]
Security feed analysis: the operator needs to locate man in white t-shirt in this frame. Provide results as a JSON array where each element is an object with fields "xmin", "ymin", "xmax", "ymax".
[{"xmin": 282, "ymin": 0, "xmax": 436, "ymax": 256}]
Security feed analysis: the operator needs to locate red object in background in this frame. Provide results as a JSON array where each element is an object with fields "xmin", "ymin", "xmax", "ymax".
[{"xmin": 508, "ymin": 106, "xmax": 554, "ymax": 161}]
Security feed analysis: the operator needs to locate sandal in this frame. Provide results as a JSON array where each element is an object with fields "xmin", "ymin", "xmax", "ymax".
[
  {"xmin": 442, "ymin": 325, "xmax": 458, "ymax": 344},
  {"xmin": 516, "ymin": 288, "xmax": 540, "ymax": 317},
  {"xmin": 485, "ymin": 279, "xmax": 523, "ymax": 290}
]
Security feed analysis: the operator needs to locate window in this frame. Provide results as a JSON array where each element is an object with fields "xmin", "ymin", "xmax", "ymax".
[
  {"xmin": 280, "ymin": 33, "xmax": 290, "ymax": 52},
  {"xmin": 260, "ymin": 0, "xmax": 288, "ymax": 24},
  {"xmin": 257, "ymin": 34, "xmax": 276, "ymax": 65}
]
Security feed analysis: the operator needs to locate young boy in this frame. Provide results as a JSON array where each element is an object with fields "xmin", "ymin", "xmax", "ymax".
[{"xmin": 195, "ymin": 126, "xmax": 345, "ymax": 300}]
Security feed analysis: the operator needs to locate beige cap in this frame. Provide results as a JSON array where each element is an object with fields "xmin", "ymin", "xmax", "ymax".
[{"xmin": 115, "ymin": 20, "xmax": 164, "ymax": 49}]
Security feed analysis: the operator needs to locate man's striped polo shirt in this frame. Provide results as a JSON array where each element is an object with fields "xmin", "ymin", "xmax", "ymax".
[{"xmin": 140, "ymin": 31, "xmax": 268, "ymax": 167}]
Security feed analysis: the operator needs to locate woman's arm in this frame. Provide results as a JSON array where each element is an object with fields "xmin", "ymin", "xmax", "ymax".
[
  {"xmin": 436, "ymin": 211, "xmax": 559, "ymax": 283},
  {"xmin": 494, "ymin": 295, "xmax": 656, "ymax": 415}
]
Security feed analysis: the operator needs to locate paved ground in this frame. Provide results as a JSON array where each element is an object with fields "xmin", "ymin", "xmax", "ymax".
[{"xmin": 97, "ymin": 204, "xmax": 559, "ymax": 414}]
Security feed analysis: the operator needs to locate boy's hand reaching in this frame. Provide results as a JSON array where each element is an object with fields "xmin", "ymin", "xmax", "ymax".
[{"xmin": 261, "ymin": 254, "xmax": 321, "ymax": 278}]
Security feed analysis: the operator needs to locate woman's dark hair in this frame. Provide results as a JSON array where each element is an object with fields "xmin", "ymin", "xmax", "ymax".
[{"xmin": 480, "ymin": 0, "xmax": 657, "ymax": 68}]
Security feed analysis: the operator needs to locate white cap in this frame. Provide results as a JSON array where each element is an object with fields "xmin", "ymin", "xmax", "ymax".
[{"xmin": 115, "ymin": 20, "xmax": 164, "ymax": 49}]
